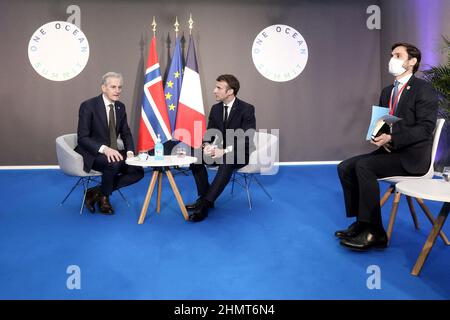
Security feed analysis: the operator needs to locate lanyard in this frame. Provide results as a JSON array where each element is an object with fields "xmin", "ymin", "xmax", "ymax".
[{"xmin": 389, "ymin": 82, "xmax": 408, "ymax": 115}]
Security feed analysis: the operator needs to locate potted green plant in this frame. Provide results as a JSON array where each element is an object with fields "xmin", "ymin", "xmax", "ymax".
[
  {"xmin": 422, "ymin": 36, "xmax": 450, "ymax": 118},
  {"xmin": 422, "ymin": 36, "xmax": 450, "ymax": 172}
]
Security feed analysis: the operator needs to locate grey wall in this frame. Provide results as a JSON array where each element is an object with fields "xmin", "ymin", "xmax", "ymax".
[{"xmin": 3, "ymin": 0, "xmax": 443, "ymax": 165}]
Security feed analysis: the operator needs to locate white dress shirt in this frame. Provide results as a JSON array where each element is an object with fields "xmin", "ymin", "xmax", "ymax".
[{"xmin": 223, "ymin": 97, "xmax": 235, "ymax": 121}]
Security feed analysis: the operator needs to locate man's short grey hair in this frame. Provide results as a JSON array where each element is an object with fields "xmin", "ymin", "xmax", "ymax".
[{"xmin": 101, "ymin": 72, "xmax": 123, "ymax": 86}]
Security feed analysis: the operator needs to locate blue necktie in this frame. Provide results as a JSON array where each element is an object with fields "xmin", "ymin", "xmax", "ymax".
[{"xmin": 391, "ymin": 80, "xmax": 400, "ymax": 114}]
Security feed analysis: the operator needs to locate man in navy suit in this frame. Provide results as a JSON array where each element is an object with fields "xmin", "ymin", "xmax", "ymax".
[
  {"xmin": 336, "ymin": 43, "xmax": 439, "ymax": 250},
  {"xmin": 75, "ymin": 72, "xmax": 144, "ymax": 214},
  {"xmin": 187, "ymin": 74, "xmax": 256, "ymax": 222}
]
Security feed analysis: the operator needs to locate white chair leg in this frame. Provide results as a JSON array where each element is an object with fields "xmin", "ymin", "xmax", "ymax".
[
  {"xmin": 230, "ymin": 171, "xmax": 236, "ymax": 196},
  {"xmin": 252, "ymin": 175, "xmax": 273, "ymax": 201},
  {"xmin": 60, "ymin": 177, "xmax": 83, "ymax": 206},
  {"xmin": 244, "ymin": 174, "xmax": 252, "ymax": 210},
  {"xmin": 387, "ymin": 192, "xmax": 402, "ymax": 245},
  {"xmin": 380, "ymin": 185, "xmax": 394, "ymax": 207},
  {"xmin": 79, "ymin": 177, "xmax": 92, "ymax": 215},
  {"xmin": 231, "ymin": 172, "xmax": 273, "ymax": 209},
  {"xmin": 117, "ymin": 189, "xmax": 131, "ymax": 207}
]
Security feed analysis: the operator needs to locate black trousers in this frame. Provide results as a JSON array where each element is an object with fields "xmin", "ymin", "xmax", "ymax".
[
  {"xmin": 190, "ymin": 163, "xmax": 235, "ymax": 204},
  {"xmin": 92, "ymin": 150, "xmax": 144, "ymax": 196},
  {"xmin": 337, "ymin": 148, "xmax": 418, "ymax": 226}
]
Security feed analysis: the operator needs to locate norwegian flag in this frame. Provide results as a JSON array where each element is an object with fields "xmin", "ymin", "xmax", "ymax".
[
  {"xmin": 137, "ymin": 36, "xmax": 172, "ymax": 152},
  {"xmin": 174, "ymin": 35, "xmax": 206, "ymax": 148}
]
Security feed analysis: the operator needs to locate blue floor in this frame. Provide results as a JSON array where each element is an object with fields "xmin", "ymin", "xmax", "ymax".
[{"xmin": 0, "ymin": 165, "xmax": 449, "ymax": 299}]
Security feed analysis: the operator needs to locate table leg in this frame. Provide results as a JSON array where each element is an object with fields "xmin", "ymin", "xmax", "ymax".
[
  {"xmin": 380, "ymin": 185, "xmax": 394, "ymax": 207},
  {"xmin": 415, "ymin": 198, "xmax": 450, "ymax": 245},
  {"xmin": 411, "ymin": 202, "xmax": 450, "ymax": 276},
  {"xmin": 165, "ymin": 169, "xmax": 189, "ymax": 221},
  {"xmin": 137, "ymin": 170, "xmax": 159, "ymax": 224},
  {"xmin": 156, "ymin": 171, "xmax": 163, "ymax": 214}
]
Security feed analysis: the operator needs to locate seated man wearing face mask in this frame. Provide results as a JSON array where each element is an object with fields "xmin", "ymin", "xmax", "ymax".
[{"xmin": 336, "ymin": 42, "xmax": 438, "ymax": 251}]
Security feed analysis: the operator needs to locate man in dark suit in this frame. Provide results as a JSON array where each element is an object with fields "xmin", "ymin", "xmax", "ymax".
[
  {"xmin": 75, "ymin": 72, "xmax": 144, "ymax": 214},
  {"xmin": 336, "ymin": 43, "xmax": 438, "ymax": 250},
  {"xmin": 187, "ymin": 74, "xmax": 256, "ymax": 222}
]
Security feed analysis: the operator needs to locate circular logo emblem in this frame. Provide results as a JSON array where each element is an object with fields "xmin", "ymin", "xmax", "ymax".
[
  {"xmin": 28, "ymin": 21, "xmax": 89, "ymax": 81},
  {"xmin": 252, "ymin": 25, "xmax": 308, "ymax": 82}
]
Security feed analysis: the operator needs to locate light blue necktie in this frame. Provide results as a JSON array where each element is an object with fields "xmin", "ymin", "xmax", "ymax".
[{"xmin": 391, "ymin": 80, "xmax": 400, "ymax": 114}]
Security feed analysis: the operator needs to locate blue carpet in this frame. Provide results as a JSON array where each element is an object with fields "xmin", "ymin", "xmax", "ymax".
[{"xmin": 0, "ymin": 166, "xmax": 449, "ymax": 299}]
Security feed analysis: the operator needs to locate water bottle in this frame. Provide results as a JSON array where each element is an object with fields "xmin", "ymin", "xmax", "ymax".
[{"xmin": 155, "ymin": 134, "xmax": 164, "ymax": 160}]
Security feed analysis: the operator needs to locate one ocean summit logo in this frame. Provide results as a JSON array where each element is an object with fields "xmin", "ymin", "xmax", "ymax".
[
  {"xmin": 252, "ymin": 24, "xmax": 308, "ymax": 82},
  {"xmin": 28, "ymin": 21, "xmax": 89, "ymax": 81}
]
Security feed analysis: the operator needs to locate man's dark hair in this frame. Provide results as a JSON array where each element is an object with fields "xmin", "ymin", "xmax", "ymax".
[
  {"xmin": 216, "ymin": 74, "xmax": 240, "ymax": 96},
  {"xmin": 391, "ymin": 42, "xmax": 421, "ymax": 73}
]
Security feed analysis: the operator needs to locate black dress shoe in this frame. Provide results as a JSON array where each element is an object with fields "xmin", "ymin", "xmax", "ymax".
[
  {"xmin": 97, "ymin": 195, "xmax": 114, "ymax": 215},
  {"xmin": 185, "ymin": 198, "xmax": 214, "ymax": 211},
  {"xmin": 340, "ymin": 227, "xmax": 388, "ymax": 251},
  {"xmin": 84, "ymin": 186, "xmax": 100, "ymax": 213},
  {"xmin": 335, "ymin": 221, "xmax": 364, "ymax": 239},
  {"xmin": 188, "ymin": 201, "xmax": 209, "ymax": 222}
]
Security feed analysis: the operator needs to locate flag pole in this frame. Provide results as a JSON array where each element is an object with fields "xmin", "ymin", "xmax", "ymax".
[
  {"xmin": 188, "ymin": 13, "xmax": 193, "ymax": 35},
  {"xmin": 174, "ymin": 16, "xmax": 179, "ymax": 38},
  {"xmin": 151, "ymin": 16, "xmax": 157, "ymax": 37}
]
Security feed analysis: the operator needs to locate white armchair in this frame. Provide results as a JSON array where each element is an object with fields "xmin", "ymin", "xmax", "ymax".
[
  {"xmin": 55, "ymin": 133, "xmax": 128, "ymax": 214},
  {"xmin": 378, "ymin": 119, "xmax": 449, "ymax": 245},
  {"xmin": 231, "ymin": 131, "xmax": 279, "ymax": 209}
]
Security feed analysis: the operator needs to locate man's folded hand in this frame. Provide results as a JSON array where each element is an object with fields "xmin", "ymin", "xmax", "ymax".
[{"xmin": 370, "ymin": 133, "xmax": 392, "ymax": 148}]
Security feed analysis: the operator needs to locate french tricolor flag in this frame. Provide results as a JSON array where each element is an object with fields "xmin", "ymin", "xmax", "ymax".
[
  {"xmin": 174, "ymin": 36, "xmax": 206, "ymax": 148},
  {"xmin": 137, "ymin": 36, "xmax": 172, "ymax": 152}
]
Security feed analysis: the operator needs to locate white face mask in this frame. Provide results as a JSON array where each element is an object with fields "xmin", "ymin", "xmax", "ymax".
[{"xmin": 388, "ymin": 57, "xmax": 407, "ymax": 76}]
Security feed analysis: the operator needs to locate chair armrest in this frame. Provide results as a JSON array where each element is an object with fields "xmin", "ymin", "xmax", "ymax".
[{"xmin": 56, "ymin": 137, "xmax": 86, "ymax": 177}]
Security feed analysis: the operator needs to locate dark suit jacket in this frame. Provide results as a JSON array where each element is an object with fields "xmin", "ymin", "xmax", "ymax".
[
  {"xmin": 205, "ymin": 97, "xmax": 256, "ymax": 166},
  {"xmin": 75, "ymin": 94, "xmax": 135, "ymax": 172},
  {"xmin": 379, "ymin": 75, "xmax": 438, "ymax": 174}
]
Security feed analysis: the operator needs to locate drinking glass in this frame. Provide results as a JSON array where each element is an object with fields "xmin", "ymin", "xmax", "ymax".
[
  {"xmin": 443, "ymin": 166, "xmax": 450, "ymax": 182},
  {"xmin": 176, "ymin": 147, "xmax": 186, "ymax": 158},
  {"xmin": 138, "ymin": 152, "xmax": 148, "ymax": 161}
]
